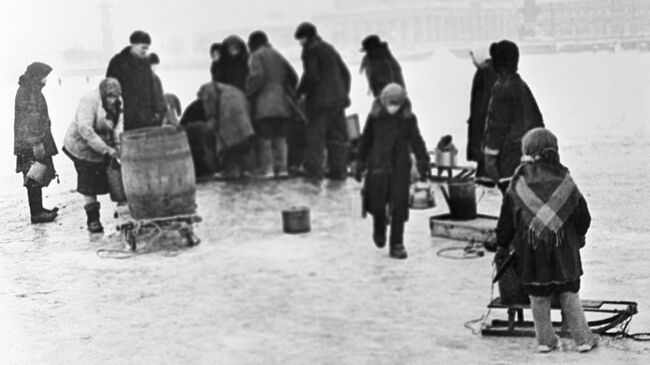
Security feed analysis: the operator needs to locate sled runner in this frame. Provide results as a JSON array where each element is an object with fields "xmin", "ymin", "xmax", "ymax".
[
  {"xmin": 481, "ymin": 297, "xmax": 638, "ymax": 337},
  {"xmin": 115, "ymin": 205, "xmax": 202, "ymax": 251}
]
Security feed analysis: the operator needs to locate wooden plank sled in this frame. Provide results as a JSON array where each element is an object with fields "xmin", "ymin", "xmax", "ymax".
[
  {"xmin": 114, "ymin": 205, "xmax": 202, "ymax": 251},
  {"xmin": 481, "ymin": 297, "xmax": 638, "ymax": 337},
  {"xmin": 430, "ymin": 214, "xmax": 498, "ymax": 243}
]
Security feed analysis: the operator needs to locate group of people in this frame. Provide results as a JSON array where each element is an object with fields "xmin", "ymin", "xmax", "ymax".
[{"xmin": 13, "ymin": 22, "xmax": 596, "ymax": 353}]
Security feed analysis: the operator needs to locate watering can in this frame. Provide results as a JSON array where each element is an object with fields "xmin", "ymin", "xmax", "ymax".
[{"xmin": 439, "ymin": 180, "xmax": 485, "ymax": 220}]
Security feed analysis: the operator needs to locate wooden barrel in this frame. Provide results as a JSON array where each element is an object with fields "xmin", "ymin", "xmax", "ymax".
[
  {"xmin": 282, "ymin": 207, "xmax": 311, "ymax": 234},
  {"xmin": 121, "ymin": 127, "xmax": 197, "ymax": 220}
]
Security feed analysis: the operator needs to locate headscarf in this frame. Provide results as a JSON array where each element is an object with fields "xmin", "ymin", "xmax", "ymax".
[
  {"xmin": 521, "ymin": 127, "xmax": 560, "ymax": 165},
  {"xmin": 19, "ymin": 62, "xmax": 53, "ymax": 89},
  {"xmin": 99, "ymin": 78, "xmax": 122, "ymax": 122},
  {"xmin": 490, "ymin": 40, "xmax": 519, "ymax": 73},
  {"xmin": 509, "ymin": 128, "xmax": 581, "ymax": 257},
  {"xmin": 380, "ymin": 83, "xmax": 406, "ymax": 108}
]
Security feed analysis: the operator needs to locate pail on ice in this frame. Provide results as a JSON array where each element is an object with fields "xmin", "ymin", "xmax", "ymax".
[{"xmin": 282, "ymin": 207, "xmax": 311, "ymax": 234}]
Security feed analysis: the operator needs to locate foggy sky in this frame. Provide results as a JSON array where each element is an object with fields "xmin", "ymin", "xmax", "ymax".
[{"xmin": 0, "ymin": 0, "xmax": 330, "ymax": 70}]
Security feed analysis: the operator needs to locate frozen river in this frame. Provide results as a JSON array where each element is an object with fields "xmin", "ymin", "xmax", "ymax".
[{"xmin": 0, "ymin": 51, "xmax": 649, "ymax": 364}]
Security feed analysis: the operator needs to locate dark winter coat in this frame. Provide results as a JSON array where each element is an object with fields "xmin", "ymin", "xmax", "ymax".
[
  {"xmin": 297, "ymin": 37, "xmax": 351, "ymax": 112},
  {"xmin": 467, "ymin": 60, "xmax": 497, "ymax": 162},
  {"xmin": 14, "ymin": 63, "xmax": 58, "ymax": 159},
  {"xmin": 357, "ymin": 100, "xmax": 430, "ymax": 223},
  {"xmin": 496, "ymin": 163, "xmax": 591, "ymax": 291},
  {"xmin": 106, "ymin": 47, "xmax": 166, "ymax": 131},
  {"xmin": 246, "ymin": 44, "xmax": 299, "ymax": 121},
  {"xmin": 212, "ymin": 36, "xmax": 249, "ymax": 91},
  {"xmin": 360, "ymin": 43, "xmax": 405, "ymax": 97},
  {"xmin": 483, "ymin": 73, "xmax": 543, "ymax": 180},
  {"xmin": 180, "ymin": 100, "xmax": 217, "ymax": 178}
]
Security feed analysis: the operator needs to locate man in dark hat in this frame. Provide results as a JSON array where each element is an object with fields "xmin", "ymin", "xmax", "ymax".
[
  {"xmin": 246, "ymin": 30, "xmax": 299, "ymax": 179},
  {"xmin": 106, "ymin": 30, "xmax": 167, "ymax": 131},
  {"xmin": 483, "ymin": 40, "xmax": 544, "ymax": 193},
  {"xmin": 294, "ymin": 22, "xmax": 351, "ymax": 181},
  {"xmin": 359, "ymin": 34, "xmax": 405, "ymax": 97}
]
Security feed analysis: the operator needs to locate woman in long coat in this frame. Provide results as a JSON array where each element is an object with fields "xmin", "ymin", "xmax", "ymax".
[
  {"xmin": 354, "ymin": 84, "xmax": 430, "ymax": 259},
  {"xmin": 14, "ymin": 62, "xmax": 59, "ymax": 224}
]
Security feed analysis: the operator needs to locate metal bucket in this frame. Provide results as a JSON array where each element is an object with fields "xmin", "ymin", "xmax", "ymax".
[
  {"xmin": 434, "ymin": 149, "xmax": 458, "ymax": 167},
  {"xmin": 282, "ymin": 207, "xmax": 311, "ymax": 234}
]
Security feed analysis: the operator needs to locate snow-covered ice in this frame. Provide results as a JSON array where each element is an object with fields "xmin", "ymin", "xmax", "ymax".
[{"xmin": 0, "ymin": 51, "xmax": 649, "ymax": 364}]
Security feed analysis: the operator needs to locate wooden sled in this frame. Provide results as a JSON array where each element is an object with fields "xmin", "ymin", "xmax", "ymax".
[
  {"xmin": 481, "ymin": 297, "xmax": 638, "ymax": 337},
  {"xmin": 115, "ymin": 205, "xmax": 202, "ymax": 251}
]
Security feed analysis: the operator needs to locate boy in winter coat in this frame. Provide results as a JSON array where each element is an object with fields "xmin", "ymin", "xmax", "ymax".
[
  {"xmin": 495, "ymin": 128, "xmax": 597, "ymax": 353},
  {"xmin": 354, "ymin": 84, "xmax": 430, "ymax": 259}
]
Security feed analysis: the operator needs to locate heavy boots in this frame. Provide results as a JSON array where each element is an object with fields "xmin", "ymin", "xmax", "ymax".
[
  {"xmin": 372, "ymin": 216, "xmax": 387, "ymax": 248},
  {"xmin": 27, "ymin": 187, "xmax": 57, "ymax": 224},
  {"xmin": 84, "ymin": 202, "xmax": 103, "ymax": 233},
  {"xmin": 389, "ymin": 220, "xmax": 408, "ymax": 260}
]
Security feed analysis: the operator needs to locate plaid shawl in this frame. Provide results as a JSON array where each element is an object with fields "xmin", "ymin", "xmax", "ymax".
[{"xmin": 509, "ymin": 162, "xmax": 582, "ymax": 255}]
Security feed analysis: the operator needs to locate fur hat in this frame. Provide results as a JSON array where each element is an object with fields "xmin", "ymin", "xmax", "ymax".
[
  {"xmin": 521, "ymin": 128, "xmax": 559, "ymax": 161},
  {"xmin": 99, "ymin": 77, "xmax": 122, "ymax": 98},
  {"xmin": 360, "ymin": 34, "xmax": 383, "ymax": 52},
  {"xmin": 490, "ymin": 40, "xmax": 519, "ymax": 73},
  {"xmin": 129, "ymin": 30, "xmax": 152, "ymax": 45},
  {"xmin": 294, "ymin": 22, "xmax": 317, "ymax": 39},
  {"xmin": 380, "ymin": 83, "xmax": 407, "ymax": 108},
  {"xmin": 248, "ymin": 31, "xmax": 269, "ymax": 52}
]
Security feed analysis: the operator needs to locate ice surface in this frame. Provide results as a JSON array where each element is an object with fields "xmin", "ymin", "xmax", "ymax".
[{"xmin": 0, "ymin": 51, "xmax": 649, "ymax": 364}]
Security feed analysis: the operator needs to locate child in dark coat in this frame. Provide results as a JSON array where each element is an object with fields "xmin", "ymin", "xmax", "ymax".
[
  {"xmin": 354, "ymin": 83, "xmax": 430, "ymax": 259},
  {"xmin": 495, "ymin": 128, "xmax": 597, "ymax": 353}
]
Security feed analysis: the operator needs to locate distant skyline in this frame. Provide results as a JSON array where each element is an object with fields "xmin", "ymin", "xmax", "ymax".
[{"xmin": 0, "ymin": 0, "xmax": 331, "ymax": 70}]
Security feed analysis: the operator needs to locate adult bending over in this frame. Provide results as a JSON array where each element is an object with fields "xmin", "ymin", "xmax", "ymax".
[{"xmin": 63, "ymin": 78, "xmax": 122, "ymax": 233}]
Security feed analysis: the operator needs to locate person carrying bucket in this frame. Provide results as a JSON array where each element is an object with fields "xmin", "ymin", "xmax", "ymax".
[
  {"xmin": 494, "ymin": 128, "xmax": 597, "ymax": 353},
  {"xmin": 14, "ymin": 62, "xmax": 59, "ymax": 224},
  {"xmin": 352, "ymin": 83, "xmax": 430, "ymax": 259},
  {"xmin": 63, "ymin": 78, "xmax": 124, "ymax": 233}
]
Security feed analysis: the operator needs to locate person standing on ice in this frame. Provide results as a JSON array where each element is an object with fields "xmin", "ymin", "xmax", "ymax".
[
  {"xmin": 106, "ymin": 30, "xmax": 167, "ymax": 131},
  {"xmin": 359, "ymin": 35, "xmax": 405, "ymax": 98},
  {"xmin": 212, "ymin": 35, "xmax": 249, "ymax": 92},
  {"xmin": 495, "ymin": 128, "xmax": 597, "ymax": 353},
  {"xmin": 295, "ymin": 22, "xmax": 352, "ymax": 181},
  {"xmin": 14, "ymin": 62, "xmax": 59, "ymax": 224},
  {"xmin": 483, "ymin": 40, "xmax": 544, "ymax": 193},
  {"xmin": 63, "ymin": 78, "xmax": 123, "ymax": 233},
  {"xmin": 466, "ymin": 48, "xmax": 497, "ymax": 182},
  {"xmin": 353, "ymin": 84, "xmax": 430, "ymax": 259},
  {"xmin": 246, "ymin": 31, "xmax": 299, "ymax": 179}
]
